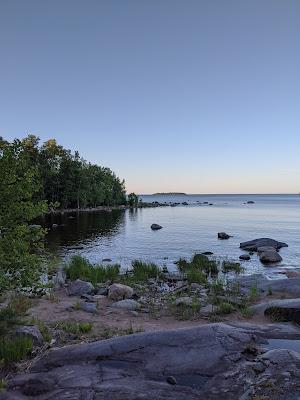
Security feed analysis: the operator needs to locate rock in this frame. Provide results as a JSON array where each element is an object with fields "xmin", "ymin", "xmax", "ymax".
[
  {"xmin": 80, "ymin": 294, "xmax": 95, "ymax": 302},
  {"xmin": 166, "ymin": 376, "xmax": 177, "ymax": 385},
  {"xmin": 238, "ymin": 275, "xmax": 300, "ymax": 297},
  {"xmin": 15, "ymin": 326, "xmax": 44, "ymax": 345},
  {"xmin": 285, "ymin": 271, "xmax": 300, "ymax": 278},
  {"xmin": 97, "ymin": 287, "xmax": 108, "ymax": 296},
  {"xmin": 93, "ymin": 295, "xmax": 106, "ymax": 300},
  {"xmin": 218, "ymin": 232, "xmax": 231, "ymax": 240},
  {"xmin": 111, "ymin": 299, "xmax": 141, "ymax": 311},
  {"xmin": 259, "ymin": 250, "xmax": 282, "ymax": 264},
  {"xmin": 52, "ymin": 224, "xmax": 58, "ymax": 228},
  {"xmin": 67, "ymin": 279, "xmax": 95, "ymax": 296},
  {"xmin": 80, "ymin": 302, "xmax": 97, "ymax": 313},
  {"xmin": 240, "ymin": 238, "xmax": 288, "ymax": 251},
  {"xmin": 174, "ymin": 297, "xmax": 194, "ymax": 307},
  {"xmin": 182, "ymin": 202, "xmax": 188, "ymax": 206},
  {"xmin": 251, "ymin": 298, "xmax": 300, "ymax": 323},
  {"xmin": 102, "ymin": 258, "xmax": 112, "ymax": 262},
  {"xmin": 200, "ymin": 304, "xmax": 214, "ymax": 316},
  {"xmin": 257, "ymin": 246, "xmax": 278, "ymax": 254},
  {"xmin": 51, "ymin": 270, "xmax": 66, "ymax": 287},
  {"xmin": 151, "ymin": 223, "xmax": 163, "ymax": 230},
  {"xmin": 201, "ymin": 251, "xmax": 214, "ymax": 255},
  {"xmin": 4, "ymin": 323, "xmax": 300, "ymax": 400},
  {"xmin": 190, "ymin": 283, "xmax": 203, "ymax": 290},
  {"xmin": 108, "ymin": 283, "xmax": 133, "ymax": 301},
  {"xmin": 239, "ymin": 254, "xmax": 251, "ymax": 260},
  {"xmin": 247, "ymin": 201, "xmax": 255, "ymax": 204},
  {"xmin": 28, "ymin": 224, "xmax": 42, "ymax": 230}
]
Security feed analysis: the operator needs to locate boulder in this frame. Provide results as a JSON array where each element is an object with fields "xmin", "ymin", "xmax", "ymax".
[
  {"xmin": 111, "ymin": 299, "xmax": 141, "ymax": 311},
  {"xmin": 240, "ymin": 238, "xmax": 288, "ymax": 251},
  {"xmin": 174, "ymin": 297, "xmax": 194, "ymax": 307},
  {"xmin": 259, "ymin": 250, "xmax": 282, "ymax": 264},
  {"xmin": 201, "ymin": 251, "xmax": 214, "ymax": 255},
  {"xmin": 67, "ymin": 279, "xmax": 94, "ymax": 296},
  {"xmin": 108, "ymin": 283, "xmax": 133, "ymax": 301},
  {"xmin": 251, "ymin": 299, "xmax": 300, "ymax": 323},
  {"xmin": 80, "ymin": 302, "xmax": 97, "ymax": 313},
  {"xmin": 15, "ymin": 326, "xmax": 44, "ymax": 345},
  {"xmin": 247, "ymin": 201, "xmax": 255, "ymax": 204},
  {"xmin": 97, "ymin": 287, "xmax": 108, "ymax": 296},
  {"xmin": 218, "ymin": 232, "xmax": 230, "ymax": 240},
  {"xmin": 151, "ymin": 223, "xmax": 163, "ymax": 230},
  {"xmin": 257, "ymin": 246, "xmax": 278, "ymax": 254}
]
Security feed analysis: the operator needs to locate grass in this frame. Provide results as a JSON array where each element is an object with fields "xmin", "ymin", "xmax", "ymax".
[
  {"xmin": 240, "ymin": 306, "xmax": 255, "ymax": 319},
  {"xmin": 0, "ymin": 336, "xmax": 33, "ymax": 364},
  {"xmin": 28, "ymin": 318, "xmax": 52, "ymax": 342},
  {"xmin": 176, "ymin": 254, "xmax": 218, "ymax": 276},
  {"xmin": 222, "ymin": 261, "xmax": 243, "ymax": 274},
  {"xmin": 170, "ymin": 297, "xmax": 201, "ymax": 320},
  {"xmin": 55, "ymin": 320, "xmax": 93, "ymax": 336},
  {"xmin": 249, "ymin": 284, "xmax": 259, "ymax": 302},
  {"xmin": 216, "ymin": 301, "xmax": 235, "ymax": 315},
  {"xmin": 65, "ymin": 255, "xmax": 120, "ymax": 284},
  {"xmin": 0, "ymin": 295, "xmax": 31, "ymax": 336},
  {"xmin": 0, "ymin": 379, "xmax": 6, "ymax": 392},
  {"xmin": 186, "ymin": 268, "xmax": 207, "ymax": 284},
  {"xmin": 131, "ymin": 260, "xmax": 161, "ymax": 281}
]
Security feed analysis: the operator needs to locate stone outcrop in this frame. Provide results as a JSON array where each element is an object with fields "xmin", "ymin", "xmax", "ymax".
[
  {"xmin": 240, "ymin": 238, "xmax": 288, "ymax": 251},
  {"xmin": 3, "ymin": 323, "xmax": 300, "ymax": 400},
  {"xmin": 108, "ymin": 283, "xmax": 133, "ymax": 301}
]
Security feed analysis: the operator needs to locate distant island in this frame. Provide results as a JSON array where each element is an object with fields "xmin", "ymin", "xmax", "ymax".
[{"xmin": 152, "ymin": 192, "xmax": 187, "ymax": 195}]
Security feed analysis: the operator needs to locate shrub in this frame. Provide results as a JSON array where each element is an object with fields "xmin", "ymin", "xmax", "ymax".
[
  {"xmin": 186, "ymin": 268, "xmax": 207, "ymax": 284},
  {"xmin": 131, "ymin": 260, "xmax": 161, "ymax": 281},
  {"xmin": 191, "ymin": 254, "xmax": 219, "ymax": 275},
  {"xmin": 65, "ymin": 255, "xmax": 120, "ymax": 284},
  {"xmin": 0, "ymin": 336, "xmax": 33, "ymax": 364},
  {"xmin": 216, "ymin": 302, "xmax": 235, "ymax": 315}
]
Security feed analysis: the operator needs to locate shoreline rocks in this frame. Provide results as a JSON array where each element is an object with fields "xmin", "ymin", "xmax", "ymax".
[
  {"xmin": 240, "ymin": 238, "xmax": 288, "ymax": 251},
  {"xmin": 108, "ymin": 283, "xmax": 133, "ymax": 301}
]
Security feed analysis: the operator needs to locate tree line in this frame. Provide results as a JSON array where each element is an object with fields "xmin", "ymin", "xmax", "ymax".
[{"xmin": 3, "ymin": 135, "xmax": 127, "ymax": 210}]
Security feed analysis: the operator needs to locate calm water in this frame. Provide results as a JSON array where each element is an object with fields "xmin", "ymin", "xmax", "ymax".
[{"xmin": 44, "ymin": 194, "xmax": 300, "ymax": 278}]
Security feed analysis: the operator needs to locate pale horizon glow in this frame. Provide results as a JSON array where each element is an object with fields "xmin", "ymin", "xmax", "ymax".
[{"xmin": 1, "ymin": 0, "xmax": 300, "ymax": 194}]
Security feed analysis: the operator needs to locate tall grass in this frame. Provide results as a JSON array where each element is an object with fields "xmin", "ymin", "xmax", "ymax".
[
  {"xmin": 0, "ymin": 295, "xmax": 31, "ymax": 336},
  {"xmin": 131, "ymin": 260, "xmax": 161, "ymax": 281},
  {"xmin": 176, "ymin": 253, "xmax": 218, "ymax": 276},
  {"xmin": 65, "ymin": 255, "xmax": 120, "ymax": 284},
  {"xmin": 186, "ymin": 268, "xmax": 207, "ymax": 284},
  {"xmin": 0, "ymin": 336, "xmax": 33, "ymax": 364}
]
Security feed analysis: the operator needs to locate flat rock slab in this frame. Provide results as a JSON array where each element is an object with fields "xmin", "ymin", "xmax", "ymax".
[
  {"xmin": 238, "ymin": 274, "xmax": 300, "ymax": 297},
  {"xmin": 240, "ymin": 238, "xmax": 288, "ymax": 251},
  {"xmin": 2, "ymin": 323, "xmax": 300, "ymax": 400}
]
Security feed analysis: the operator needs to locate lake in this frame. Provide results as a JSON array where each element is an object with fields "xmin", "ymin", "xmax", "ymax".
[{"xmin": 44, "ymin": 194, "xmax": 300, "ymax": 279}]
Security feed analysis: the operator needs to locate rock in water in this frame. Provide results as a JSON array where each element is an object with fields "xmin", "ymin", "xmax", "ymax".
[
  {"xmin": 151, "ymin": 223, "xmax": 163, "ymax": 230},
  {"xmin": 108, "ymin": 283, "xmax": 133, "ymax": 301},
  {"xmin": 67, "ymin": 279, "xmax": 95, "ymax": 296},
  {"xmin": 218, "ymin": 232, "xmax": 230, "ymax": 240},
  {"xmin": 259, "ymin": 250, "xmax": 282, "ymax": 264},
  {"xmin": 239, "ymin": 254, "xmax": 251, "ymax": 260},
  {"xmin": 240, "ymin": 238, "xmax": 288, "ymax": 251}
]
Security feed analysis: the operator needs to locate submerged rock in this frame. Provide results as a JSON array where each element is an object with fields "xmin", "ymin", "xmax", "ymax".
[
  {"xmin": 67, "ymin": 279, "xmax": 95, "ymax": 296},
  {"xmin": 239, "ymin": 254, "xmax": 251, "ymax": 261},
  {"xmin": 240, "ymin": 238, "xmax": 288, "ymax": 251},
  {"xmin": 108, "ymin": 283, "xmax": 133, "ymax": 301},
  {"xmin": 218, "ymin": 232, "xmax": 231, "ymax": 240},
  {"xmin": 151, "ymin": 223, "xmax": 163, "ymax": 230}
]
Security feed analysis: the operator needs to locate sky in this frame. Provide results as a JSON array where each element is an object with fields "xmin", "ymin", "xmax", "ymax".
[{"xmin": 0, "ymin": 0, "xmax": 300, "ymax": 194}]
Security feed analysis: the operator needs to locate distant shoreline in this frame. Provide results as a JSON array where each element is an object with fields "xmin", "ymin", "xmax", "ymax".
[{"xmin": 152, "ymin": 192, "xmax": 187, "ymax": 195}]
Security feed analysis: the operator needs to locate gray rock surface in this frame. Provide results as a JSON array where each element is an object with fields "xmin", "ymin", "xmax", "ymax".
[
  {"xmin": 3, "ymin": 323, "xmax": 300, "ymax": 399},
  {"xmin": 111, "ymin": 299, "xmax": 141, "ymax": 311},
  {"xmin": 218, "ymin": 232, "xmax": 230, "ymax": 239},
  {"xmin": 238, "ymin": 275, "xmax": 300, "ymax": 297},
  {"xmin": 251, "ymin": 298, "xmax": 300, "ymax": 322},
  {"xmin": 67, "ymin": 279, "xmax": 95, "ymax": 296},
  {"xmin": 240, "ymin": 238, "xmax": 288, "ymax": 251},
  {"xmin": 15, "ymin": 326, "xmax": 44, "ymax": 345},
  {"xmin": 239, "ymin": 254, "xmax": 251, "ymax": 260},
  {"xmin": 80, "ymin": 302, "xmax": 97, "ymax": 313}
]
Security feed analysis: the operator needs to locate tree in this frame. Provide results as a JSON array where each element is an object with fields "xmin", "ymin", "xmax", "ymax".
[
  {"xmin": 127, "ymin": 192, "xmax": 139, "ymax": 207},
  {"xmin": 0, "ymin": 139, "xmax": 47, "ymax": 291}
]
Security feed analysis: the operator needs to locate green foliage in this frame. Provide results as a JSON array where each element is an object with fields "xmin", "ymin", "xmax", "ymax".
[
  {"xmin": 127, "ymin": 193, "xmax": 139, "ymax": 207},
  {"xmin": 186, "ymin": 268, "xmax": 207, "ymax": 284},
  {"xmin": 176, "ymin": 254, "xmax": 218, "ymax": 276},
  {"xmin": 0, "ymin": 379, "xmax": 6, "ymax": 392},
  {"xmin": 131, "ymin": 260, "xmax": 161, "ymax": 281},
  {"xmin": 0, "ymin": 138, "xmax": 48, "ymax": 291},
  {"xmin": 65, "ymin": 255, "xmax": 120, "ymax": 284},
  {"xmin": 216, "ymin": 302, "xmax": 235, "ymax": 315},
  {"xmin": 222, "ymin": 261, "xmax": 243, "ymax": 274},
  {"xmin": 175, "ymin": 258, "xmax": 189, "ymax": 271},
  {"xmin": 0, "ymin": 336, "xmax": 33, "ymax": 364},
  {"xmin": 249, "ymin": 284, "xmax": 259, "ymax": 301},
  {"xmin": 55, "ymin": 320, "xmax": 92, "ymax": 335}
]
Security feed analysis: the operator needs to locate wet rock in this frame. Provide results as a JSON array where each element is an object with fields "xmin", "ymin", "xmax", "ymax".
[
  {"xmin": 201, "ymin": 251, "xmax": 214, "ymax": 255},
  {"xmin": 257, "ymin": 246, "xmax": 278, "ymax": 254},
  {"xmin": 239, "ymin": 254, "xmax": 251, "ymax": 261},
  {"xmin": 238, "ymin": 275, "xmax": 300, "ymax": 297},
  {"xmin": 218, "ymin": 232, "xmax": 231, "ymax": 240},
  {"xmin": 151, "ymin": 223, "xmax": 163, "ymax": 230},
  {"xmin": 111, "ymin": 299, "xmax": 141, "ymax": 311},
  {"xmin": 247, "ymin": 201, "xmax": 255, "ymax": 204},
  {"xmin": 166, "ymin": 376, "xmax": 177, "ymax": 385},
  {"xmin": 240, "ymin": 238, "xmax": 288, "ymax": 251},
  {"xmin": 67, "ymin": 279, "xmax": 95, "ymax": 296},
  {"xmin": 259, "ymin": 250, "xmax": 282, "ymax": 264},
  {"xmin": 108, "ymin": 283, "xmax": 133, "ymax": 301},
  {"xmin": 102, "ymin": 258, "xmax": 112, "ymax": 262},
  {"xmin": 15, "ymin": 326, "xmax": 44, "ymax": 345}
]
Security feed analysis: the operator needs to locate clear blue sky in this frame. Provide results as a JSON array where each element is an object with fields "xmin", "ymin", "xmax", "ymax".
[{"xmin": 1, "ymin": 0, "xmax": 299, "ymax": 194}]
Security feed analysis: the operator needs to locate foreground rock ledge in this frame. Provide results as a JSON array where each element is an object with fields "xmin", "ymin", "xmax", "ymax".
[{"xmin": 2, "ymin": 323, "xmax": 300, "ymax": 400}]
